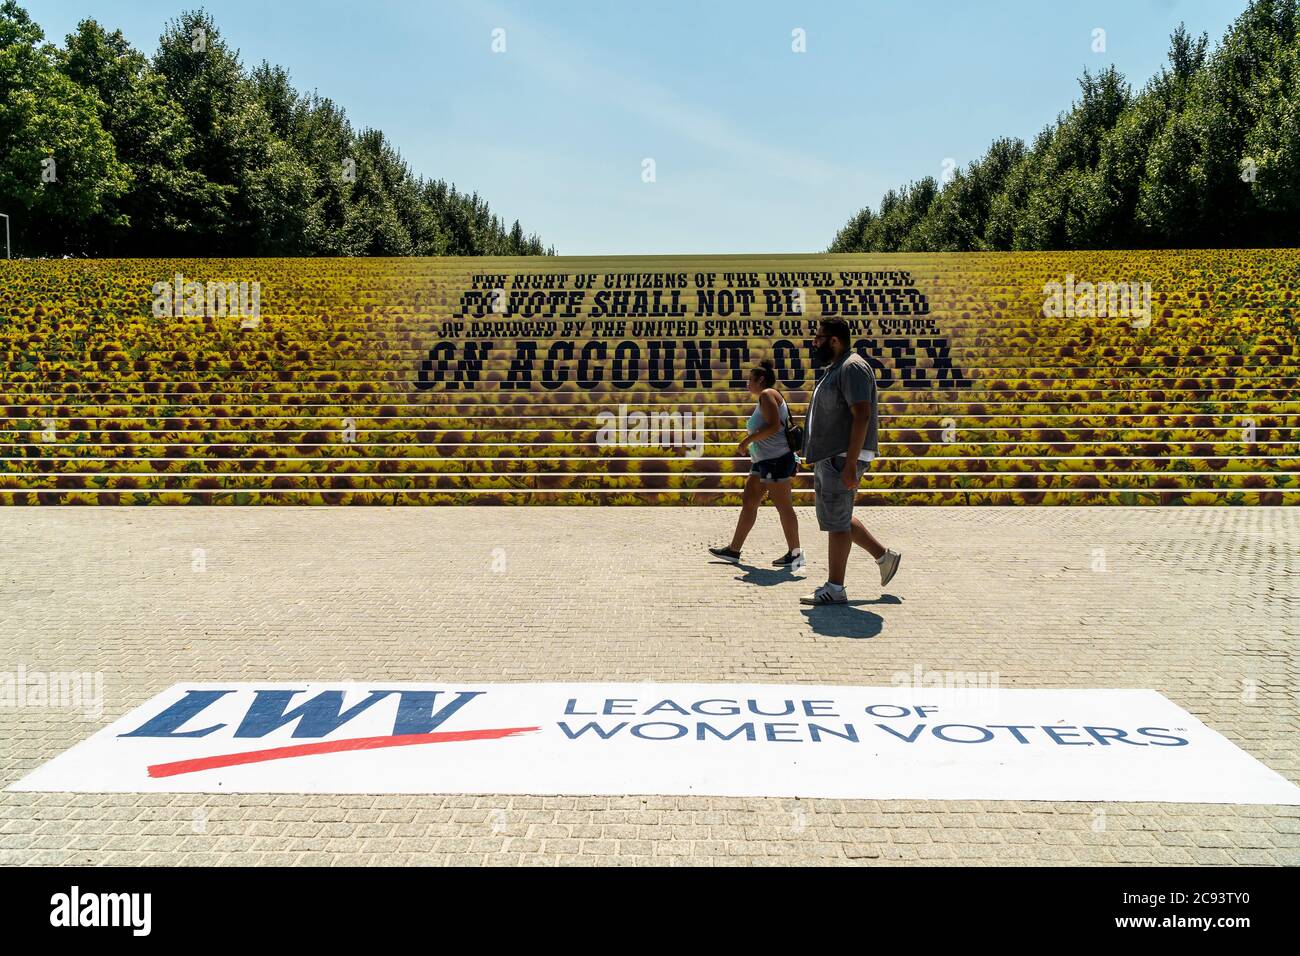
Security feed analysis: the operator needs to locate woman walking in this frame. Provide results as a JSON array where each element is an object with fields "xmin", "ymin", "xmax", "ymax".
[{"xmin": 709, "ymin": 359, "xmax": 802, "ymax": 567}]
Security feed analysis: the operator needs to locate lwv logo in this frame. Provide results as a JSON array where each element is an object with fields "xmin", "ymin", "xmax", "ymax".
[
  {"xmin": 152, "ymin": 274, "xmax": 261, "ymax": 319},
  {"xmin": 50, "ymin": 886, "xmax": 151, "ymax": 936},
  {"xmin": 119, "ymin": 687, "xmax": 535, "ymax": 779}
]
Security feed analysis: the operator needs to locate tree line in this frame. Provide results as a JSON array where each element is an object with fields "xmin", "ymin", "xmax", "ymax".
[
  {"xmin": 830, "ymin": 0, "xmax": 1299, "ymax": 253},
  {"xmin": 0, "ymin": 2, "xmax": 553, "ymax": 257}
]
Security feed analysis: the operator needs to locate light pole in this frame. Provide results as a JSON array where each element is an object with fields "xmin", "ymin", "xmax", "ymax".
[{"xmin": 0, "ymin": 213, "xmax": 8, "ymax": 258}]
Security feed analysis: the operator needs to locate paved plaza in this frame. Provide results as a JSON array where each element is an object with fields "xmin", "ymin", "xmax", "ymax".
[{"xmin": 0, "ymin": 505, "xmax": 1296, "ymax": 866}]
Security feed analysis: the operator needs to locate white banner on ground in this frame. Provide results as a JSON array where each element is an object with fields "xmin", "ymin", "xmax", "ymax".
[{"xmin": 10, "ymin": 682, "xmax": 1300, "ymax": 804}]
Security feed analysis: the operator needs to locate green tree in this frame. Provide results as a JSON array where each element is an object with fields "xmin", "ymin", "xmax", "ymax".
[
  {"xmin": 832, "ymin": 0, "xmax": 1299, "ymax": 252},
  {"xmin": 1, "ymin": 1, "xmax": 552, "ymax": 256},
  {"xmin": 907, "ymin": 137, "xmax": 1026, "ymax": 251},
  {"xmin": 59, "ymin": 17, "xmax": 221, "ymax": 253},
  {"xmin": 0, "ymin": 0, "xmax": 129, "ymax": 254}
]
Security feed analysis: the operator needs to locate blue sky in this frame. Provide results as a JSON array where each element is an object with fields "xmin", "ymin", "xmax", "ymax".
[{"xmin": 24, "ymin": 0, "xmax": 1244, "ymax": 254}]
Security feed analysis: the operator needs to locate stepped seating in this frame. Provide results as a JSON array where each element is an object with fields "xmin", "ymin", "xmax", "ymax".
[{"xmin": 1, "ymin": 251, "xmax": 1297, "ymax": 504}]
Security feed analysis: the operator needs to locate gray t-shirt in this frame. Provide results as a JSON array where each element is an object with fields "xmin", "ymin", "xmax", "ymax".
[{"xmin": 802, "ymin": 352, "xmax": 879, "ymax": 464}]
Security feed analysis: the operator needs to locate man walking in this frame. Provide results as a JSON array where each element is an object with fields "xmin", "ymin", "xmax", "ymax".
[{"xmin": 799, "ymin": 318, "xmax": 902, "ymax": 605}]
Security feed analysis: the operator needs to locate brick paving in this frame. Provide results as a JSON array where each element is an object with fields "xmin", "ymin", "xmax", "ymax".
[{"xmin": 0, "ymin": 505, "xmax": 1296, "ymax": 866}]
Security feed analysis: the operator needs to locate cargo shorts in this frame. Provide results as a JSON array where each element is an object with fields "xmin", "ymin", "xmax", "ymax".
[{"xmin": 813, "ymin": 455, "xmax": 870, "ymax": 532}]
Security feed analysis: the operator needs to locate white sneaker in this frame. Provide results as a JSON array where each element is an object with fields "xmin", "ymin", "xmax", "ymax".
[
  {"xmin": 800, "ymin": 583, "xmax": 847, "ymax": 605},
  {"xmin": 877, "ymin": 549, "xmax": 902, "ymax": 587}
]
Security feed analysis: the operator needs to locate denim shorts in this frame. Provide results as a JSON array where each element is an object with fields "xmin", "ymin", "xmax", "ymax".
[
  {"xmin": 751, "ymin": 451, "xmax": 799, "ymax": 483},
  {"xmin": 813, "ymin": 455, "xmax": 870, "ymax": 531}
]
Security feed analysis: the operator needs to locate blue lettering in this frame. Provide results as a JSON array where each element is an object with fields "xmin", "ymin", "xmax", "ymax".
[
  {"xmin": 233, "ymin": 690, "xmax": 394, "ymax": 738},
  {"xmin": 692, "ymin": 699, "xmax": 741, "ymax": 716},
  {"xmin": 876, "ymin": 722, "xmax": 925, "ymax": 742},
  {"xmin": 564, "ymin": 698, "xmax": 597, "ymax": 716},
  {"xmin": 557, "ymin": 721, "xmax": 627, "ymax": 739},
  {"xmin": 119, "ymin": 689, "xmax": 233, "ymax": 738},
  {"xmin": 933, "ymin": 723, "xmax": 995, "ymax": 743},
  {"xmin": 631, "ymin": 722, "xmax": 688, "ymax": 740},
  {"xmin": 391, "ymin": 691, "xmax": 483, "ymax": 734},
  {"xmin": 603, "ymin": 699, "xmax": 636, "ymax": 715},
  {"xmin": 802, "ymin": 700, "xmax": 838, "ymax": 717},
  {"xmin": 1042, "ymin": 725, "xmax": 1092, "ymax": 745},
  {"xmin": 748, "ymin": 699, "xmax": 795, "ymax": 717},
  {"xmin": 765, "ymin": 722, "xmax": 801, "ymax": 741},
  {"xmin": 696, "ymin": 722, "xmax": 756, "ymax": 741},
  {"xmin": 988, "ymin": 724, "xmax": 1034, "ymax": 743},
  {"xmin": 1085, "ymin": 726, "xmax": 1146, "ymax": 746},
  {"xmin": 865, "ymin": 704, "xmax": 910, "ymax": 718},
  {"xmin": 808, "ymin": 723, "xmax": 858, "ymax": 742}
]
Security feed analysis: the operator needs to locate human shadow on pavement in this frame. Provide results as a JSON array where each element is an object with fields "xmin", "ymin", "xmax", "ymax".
[
  {"xmin": 704, "ymin": 557, "xmax": 801, "ymax": 587},
  {"xmin": 733, "ymin": 565, "xmax": 803, "ymax": 587},
  {"xmin": 800, "ymin": 594, "xmax": 903, "ymax": 640}
]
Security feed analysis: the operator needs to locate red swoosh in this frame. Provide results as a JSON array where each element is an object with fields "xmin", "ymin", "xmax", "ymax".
[{"xmin": 147, "ymin": 726, "xmax": 540, "ymax": 778}]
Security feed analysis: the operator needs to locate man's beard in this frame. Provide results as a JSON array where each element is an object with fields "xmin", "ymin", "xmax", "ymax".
[{"xmin": 814, "ymin": 342, "xmax": 836, "ymax": 365}]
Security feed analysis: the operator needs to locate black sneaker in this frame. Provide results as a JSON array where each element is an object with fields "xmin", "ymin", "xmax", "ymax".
[
  {"xmin": 772, "ymin": 550, "xmax": 803, "ymax": 566},
  {"xmin": 708, "ymin": 546, "xmax": 741, "ymax": 563}
]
